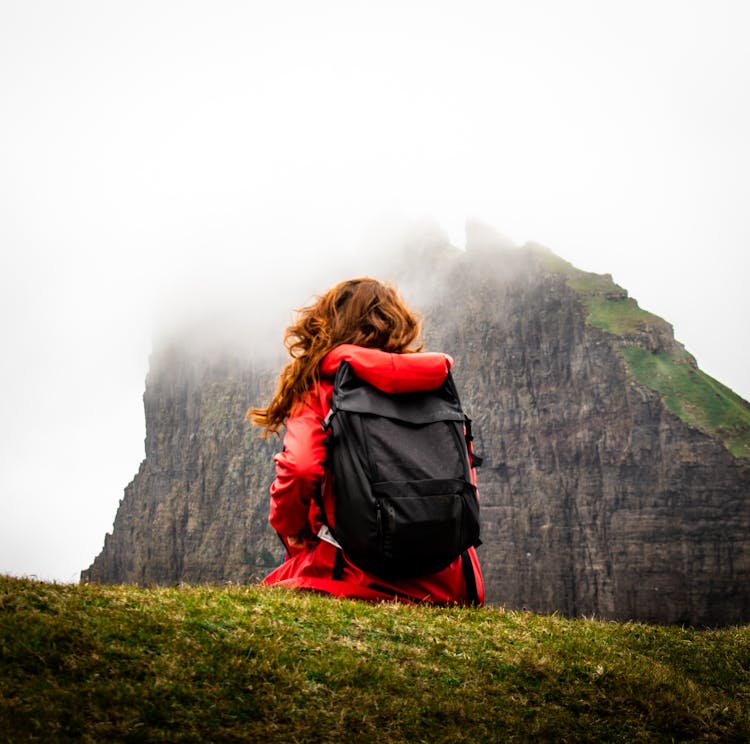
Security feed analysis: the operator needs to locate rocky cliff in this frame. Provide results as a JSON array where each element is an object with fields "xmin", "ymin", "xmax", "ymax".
[
  {"xmin": 82, "ymin": 352, "xmax": 282, "ymax": 586},
  {"xmin": 82, "ymin": 236, "xmax": 750, "ymax": 626}
]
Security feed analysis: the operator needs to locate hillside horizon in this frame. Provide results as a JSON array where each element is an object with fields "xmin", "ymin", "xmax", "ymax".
[{"xmin": 3, "ymin": 576, "xmax": 750, "ymax": 741}]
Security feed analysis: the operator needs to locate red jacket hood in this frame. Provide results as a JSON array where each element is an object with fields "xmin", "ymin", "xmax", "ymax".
[{"xmin": 320, "ymin": 344, "xmax": 453, "ymax": 394}]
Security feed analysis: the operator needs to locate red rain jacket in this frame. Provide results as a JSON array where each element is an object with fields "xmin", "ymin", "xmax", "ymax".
[{"xmin": 261, "ymin": 344, "xmax": 484, "ymax": 605}]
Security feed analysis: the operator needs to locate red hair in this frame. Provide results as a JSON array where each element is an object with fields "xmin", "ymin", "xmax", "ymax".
[{"xmin": 249, "ymin": 277, "xmax": 422, "ymax": 435}]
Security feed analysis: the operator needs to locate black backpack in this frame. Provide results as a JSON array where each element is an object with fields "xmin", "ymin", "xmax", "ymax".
[{"xmin": 322, "ymin": 360, "xmax": 481, "ymax": 579}]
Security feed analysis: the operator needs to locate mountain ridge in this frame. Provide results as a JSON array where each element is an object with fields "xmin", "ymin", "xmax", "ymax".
[{"xmin": 531, "ymin": 245, "xmax": 750, "ymax": 458}]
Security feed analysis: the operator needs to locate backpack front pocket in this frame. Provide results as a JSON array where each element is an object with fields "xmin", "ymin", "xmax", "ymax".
[{"xmin": 374, "ymin": 478, "xmax": 479, "ymax": 578}]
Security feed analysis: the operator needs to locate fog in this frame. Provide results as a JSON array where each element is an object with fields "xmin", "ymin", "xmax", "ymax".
[{"xmin": 1, "ymin": 1, "xmax": 748, "ymax": 582}]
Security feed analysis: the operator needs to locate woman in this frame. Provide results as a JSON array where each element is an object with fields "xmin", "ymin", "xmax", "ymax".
[{"xmin": 249, "ymin": 277, "xmax": 484, "ymax": 604}]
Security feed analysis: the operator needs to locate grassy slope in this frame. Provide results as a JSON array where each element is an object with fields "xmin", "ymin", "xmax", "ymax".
[
  {"xmin": 533, "ymin": 247, "xmax": 750, "ymax": 459},
  {"xmin": 2, "ymin": 577, "xmax": 749, "ymax": 743}
]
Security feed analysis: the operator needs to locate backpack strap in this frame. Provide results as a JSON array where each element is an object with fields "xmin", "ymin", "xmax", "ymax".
[
  {"xmin": 332, "ymin": 547, "xmax": 345, "ymax": 581},
  {"xmin": 464, "ymin": 416, "xmax": 484, "ymax": 468}
]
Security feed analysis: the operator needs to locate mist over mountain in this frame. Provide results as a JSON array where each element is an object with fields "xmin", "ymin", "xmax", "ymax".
[{"xmin": 82, "ymin": 227, "xmax": 750, "ymax": 626}]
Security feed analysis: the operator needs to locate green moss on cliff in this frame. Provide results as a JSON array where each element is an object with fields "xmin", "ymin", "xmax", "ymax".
[
  {"xmin": 622, "ymin": 347, "xmax": 750, "ymax": 459},
  {"xmin": 577, "ymin": 293, "xmax": 663, "ymax": 335},
  {"xmin": 538, "ymin": 250, "xmax": 665, "ymax": 336},
  {"xmin": 532, "ymin": 245, "xmax": 750, "ymax": 459}
]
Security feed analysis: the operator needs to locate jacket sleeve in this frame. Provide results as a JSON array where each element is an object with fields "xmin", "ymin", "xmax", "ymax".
[
  {"xmin": 268, "ymin": 393, "xmax": 327, "ymax": 537},
  {"xmin": 321, "ymin": 344, "xmax": 453, "ymax": 393}
]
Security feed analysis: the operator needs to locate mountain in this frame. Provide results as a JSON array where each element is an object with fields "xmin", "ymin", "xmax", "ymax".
[{"xmin": 82, "ymin": 234, "xmax": 750, "ymax": 626}]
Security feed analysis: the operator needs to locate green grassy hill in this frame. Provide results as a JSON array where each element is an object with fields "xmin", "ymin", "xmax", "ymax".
[{"xmin": 1, "ymin": 577, "xmax": 748, "ymax": 742}]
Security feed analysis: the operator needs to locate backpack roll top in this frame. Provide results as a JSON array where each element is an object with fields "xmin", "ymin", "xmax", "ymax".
[{"xmin": 325, "ymin": 361, "xmax": 481, "ymax": 580}]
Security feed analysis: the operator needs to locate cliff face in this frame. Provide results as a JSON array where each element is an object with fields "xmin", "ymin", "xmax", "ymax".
[
  {"xmin": 82, "ymin": 351, "xmax": 280, "ymax": 586},
  {"xmin": 82, "ymin": 241, "xmax": 750, "ymax": 626},
  {"xmin": 421, "ymin": 246, "xmax": 750, "ymax": 625}
]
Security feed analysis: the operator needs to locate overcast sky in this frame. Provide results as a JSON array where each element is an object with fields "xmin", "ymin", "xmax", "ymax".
[{"xmin": 1, "ymin": 1, "xmax": 748, "ymax": 583}]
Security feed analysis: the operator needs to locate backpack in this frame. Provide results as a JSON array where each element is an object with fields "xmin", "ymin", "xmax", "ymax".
[{"xmin": 322, "ymin": 360, "xmax": 481, "ymax": 579}]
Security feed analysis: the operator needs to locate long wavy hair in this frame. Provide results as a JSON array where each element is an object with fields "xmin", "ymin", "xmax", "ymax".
[{"xmin": 249, "ymin": 277, "xmax": 422, "ymax": 435}]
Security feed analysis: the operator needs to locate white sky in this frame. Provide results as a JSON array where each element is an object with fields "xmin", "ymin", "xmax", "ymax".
[{"xmin": 1, "ymin": 1, "xmax": 748, "ymax": 583}]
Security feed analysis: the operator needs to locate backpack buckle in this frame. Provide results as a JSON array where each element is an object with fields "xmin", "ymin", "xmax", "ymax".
[{"xmin": 322, "ymin": 408, "xmax": 336, "ymax": 432}]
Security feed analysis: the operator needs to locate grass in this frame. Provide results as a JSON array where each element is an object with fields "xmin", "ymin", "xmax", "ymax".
[
  {"xmin": 531, "ymin": 245, "xmax": 750, "ymax": 458},
  {"xmin": 573, "ymin": 293, "xmax": 664, "ymax": 336},
  {"xmin": 622, "ymin": 347, "xmax": 750, "ymax": 459},
  {"xmin": 535, "ymin": 248, "xmax": 668, "ymax": 337},
  {"xmin": 2, "ymin": 577, "xmax": 749, "ymax": 742}
]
